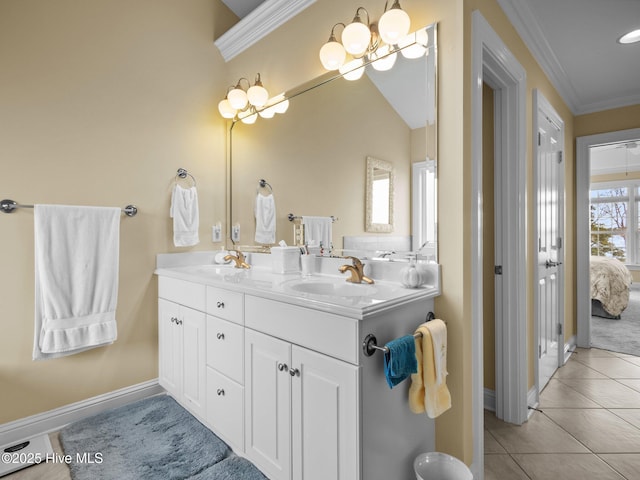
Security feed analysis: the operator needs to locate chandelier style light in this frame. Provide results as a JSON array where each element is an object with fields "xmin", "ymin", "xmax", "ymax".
[
  {"xmin": 319, "ymin": 0, "xmax": 427, "ymax": 78},
  {"xmin": 217, "ymin": 73, "xmax": 289, "ymax": 124}
]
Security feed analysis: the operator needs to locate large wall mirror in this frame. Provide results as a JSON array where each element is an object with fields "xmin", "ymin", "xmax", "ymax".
[{"xmin": 227, "ymin": 23, "xmax": 437, "ymax": 260}]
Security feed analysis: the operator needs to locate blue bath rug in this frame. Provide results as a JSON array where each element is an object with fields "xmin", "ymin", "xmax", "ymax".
[
  {"xmin": 188, "ymin": 455, "xmax": 267, "ymax": 480},
  {"xmin": 60, "ymin": 395, "xmax": 230, "ymax": 480}
]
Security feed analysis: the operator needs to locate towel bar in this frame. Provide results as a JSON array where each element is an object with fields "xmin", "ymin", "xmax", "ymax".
[
  {"xmin": 1, "ymin": 199, "xmax": 138, "ymax": 217},
  {"xmin": 362, "ymin": 312, "xmax": 436, "ymax": 357}
]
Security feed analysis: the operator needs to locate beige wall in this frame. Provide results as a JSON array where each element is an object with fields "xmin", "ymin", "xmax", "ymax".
[{"xmin": 0, "ymin": 0, "xmax": 236, "ymax": 423}]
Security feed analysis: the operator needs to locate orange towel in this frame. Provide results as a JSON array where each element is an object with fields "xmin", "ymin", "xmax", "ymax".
[{"xmin": 409, "ymin": 319, "xmax": 451, "ymax": 418}]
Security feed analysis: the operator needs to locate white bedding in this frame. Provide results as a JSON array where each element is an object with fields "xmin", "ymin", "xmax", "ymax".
[{"xmin": 590, "ymin": 256, "xmax": 632, "ymax": 317}]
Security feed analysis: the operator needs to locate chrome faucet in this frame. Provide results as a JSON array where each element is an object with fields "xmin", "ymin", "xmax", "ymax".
[
  {"xmin": 339, "ymin": 256, "xmax": 374, "ymax": 284},
  {"xmin": 224, "ymin": 249, "xmax": 251, "ymax": 269}
]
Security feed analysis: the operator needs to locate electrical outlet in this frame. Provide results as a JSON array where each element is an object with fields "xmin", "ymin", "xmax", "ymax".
[
  {"xmin": 231, "ymin": 224, "xmax": 240, "ymax": 242},
  {"xmin": 211, "ymin": 224, "xmax": 221, "ymax": 243}
]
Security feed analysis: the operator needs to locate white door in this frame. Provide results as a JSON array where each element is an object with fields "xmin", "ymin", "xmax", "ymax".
[
  {"xmin": 245, "ymin": 329, "xmax": 291, "ymax": 480},
  {"xmin": 536, "ymin": 99, "xmax": 565, "ymax": 391},
  {"xmin": 181, "ymin": 305, "xmax": 206, "ymax": 419},
  {"xmin": 291, "ymin": 346, "xmax": 359, "ymax": 480},
  {"xmin": 158, "ymin": 299, "xmax": 182, "ymax": 398}
]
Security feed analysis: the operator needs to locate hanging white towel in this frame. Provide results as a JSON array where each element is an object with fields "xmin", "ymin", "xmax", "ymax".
[
  {"xmin": 255, "ymin": 193, "xmax": 276, "ymax": 244},
  {"xmin": 302, "ymin": 216, "xmax": 332, "ymax": 249},
  {"xmin": 33, "ymin": 205, "xmax": 120, "ymax": 361},
  {"xmin": 170, "ymin": 184, "xmax": 199, "ymax": 247}
]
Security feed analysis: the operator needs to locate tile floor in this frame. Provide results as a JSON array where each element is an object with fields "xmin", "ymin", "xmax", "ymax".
[{"xmin": 485, "ymin": 347, "xmax": 640, "ymax": 480}]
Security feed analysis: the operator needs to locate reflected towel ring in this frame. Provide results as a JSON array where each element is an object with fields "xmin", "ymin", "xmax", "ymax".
[
  {"xmin": 258, "ymin": 179, "xmax": 273, "ymax": 193},
  {"xmin": 176, "ymin": 168, "xmax": 197, "ymax": 186}
]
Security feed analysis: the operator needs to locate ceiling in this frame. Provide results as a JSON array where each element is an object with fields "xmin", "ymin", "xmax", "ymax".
[
  {"xmin": 224, "ymin": 0, "xmax": 640, "ymax": 116},
  {"xmin": 498, "ymin": 0, "xmax": 640, "ymax": 115}
]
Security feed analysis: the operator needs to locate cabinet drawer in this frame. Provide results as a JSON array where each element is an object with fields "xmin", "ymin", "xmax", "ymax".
[
  {"xmin": 245, "ymin": 296, "xmax": 358, "ymax": 364},
  {"xmin": 206, "ymin": 315, "xmax": 244, "ymax": 384},
  {"xmin": 206, "ymin": 286, "xmax": 243, "ymax": 324},
  {"xmin": 206, "ymin": 367, "xmax": 244, "ymax": 452},
  {"xmin": 158, "ymin": 276, "xmax": 206, "ymax": 312}
]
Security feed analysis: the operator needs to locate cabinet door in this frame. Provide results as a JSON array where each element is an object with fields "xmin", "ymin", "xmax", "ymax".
[
  {"xmin": 245, "ymin": 329, "xmax": 291, "ymax": 480},
  {"xmin": 181, "ymin": 305, "xmax": 206, "ymax": 419},
  {"xmin": 158, "ymin": 299, "xmax": 182, "ymax": 398},
  {"xmin": 292, "ymin": 346, "xmax": 360, "ymax": 480}
]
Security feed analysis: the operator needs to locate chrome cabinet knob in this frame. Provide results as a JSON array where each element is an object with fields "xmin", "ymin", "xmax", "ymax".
[
  {"xmin": 277, "ymin": 363, "xmax": 288, "ymax": 372},
  {"xmin": 217, "ymin": 301, "xmax": 225, "ymax": 309},
  {"xmin": 216, "ymin": 332, "xmax": 225, "ymax": 340},
  {"xmin": 217, "ymin": 389, "xmax": 225, "ymax": 396},
  {"xmin": 289, "ymin": 368, "xmax": 300, "ymax": 377},
  {"xmin": 170, "ymin": 317, "xmax": 178, "ymax": 323}
]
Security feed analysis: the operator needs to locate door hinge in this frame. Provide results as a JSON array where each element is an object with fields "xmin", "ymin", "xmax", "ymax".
[
  {"xmin": 557, "ymin": 237, "xmax": 562, "ymax": 249},
  {"xmin": 558, "ymin": 151, "xmax": 563, "ymax": 163},
  {"xmin": 538, "ymin": 344, "xmax": 542, "ymax": 358},
  {"xmin": 558, "ymin": 323, "xmax": 563, "ymax": 336},
  {"xmin": 538, "ymin": 131, "xmax": 541, "ymax": 146},
  {"xmin": 495, "ymin": 265, "xmax": 503, "ymax": 275}
]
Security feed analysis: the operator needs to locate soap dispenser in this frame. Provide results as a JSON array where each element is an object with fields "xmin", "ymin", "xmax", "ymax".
[{"xmin": 401, "ymin": 255, "xmax": 421, "ymax": 288}]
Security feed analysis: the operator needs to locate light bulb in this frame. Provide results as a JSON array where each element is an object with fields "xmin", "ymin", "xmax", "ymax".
[
  {"xmin": 247, "ymin": 84, "xmax": 269, "ymax": 107},
  {"xmin": 239, "ymin": 109, "xmax": 258, "ymax": 124},
  {"xmin": 378, "ymin": 2, "xmax": 410, "ymax": 45},
  {"xmin": 339, "ymin": 57, "xmax": 365, "ymax": 81},
  {"xmin": 227, "ymin": 87, "xmax": 248, "ymax": 110},
  {"xmin": 342, "ymin": 21, "xmax": 371, "ymax": 56},
  {"xmin": 398, "ymin": 30, "xmax": 428, "ymax": 59},
  {"xmin": 319, "ymin": 40, "xmax": 347, "ymax": 70},
  {"xmin": 218, "ymin": 98, "xmax": 236, "ymax": 119},
  {"xmin": 258, "ymin": 105, "xmax": 276, "ymax": 118},
  {"xmin": 274, "ymin": 98, "xmax": 289, "ymax": 114},
  {"xmin": 371, "ymin": 45, "xmax": 397, "ymax": 71}
]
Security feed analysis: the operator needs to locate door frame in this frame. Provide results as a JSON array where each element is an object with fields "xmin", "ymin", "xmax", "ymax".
[
  {"xmin": 471, "ymin": 10, "xmax": 527, "ymax": 478},
  {"xmin": 533, "ymin": 89, "xmax": 566, "ymax": 398},
  {"xmin": 576, "ymin": 127, "xmax": 640, "ymax": 347}
]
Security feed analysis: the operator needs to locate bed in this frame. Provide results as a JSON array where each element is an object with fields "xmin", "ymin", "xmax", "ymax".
[{"xmin": 590, "ymin": 255, "xmax": 633, "ymax": 319}]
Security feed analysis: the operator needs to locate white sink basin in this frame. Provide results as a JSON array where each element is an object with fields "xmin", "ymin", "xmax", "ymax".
[{"xmin": 287, "ymin": 279, "xmax": 377, "ymax": 297}]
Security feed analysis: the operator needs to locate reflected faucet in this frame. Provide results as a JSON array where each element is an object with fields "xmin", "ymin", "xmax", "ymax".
[
  {"xmin": 224, "ymin": 249, "xmax": 251, "ymax": 269},
  {"xmin": 339, "ymin": 256, "xmax": 374, "ymax": 284}
]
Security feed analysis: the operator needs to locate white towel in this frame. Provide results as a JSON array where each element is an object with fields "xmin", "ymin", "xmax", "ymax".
[
  {"xmin": 302, "ymin": 216, "xmax": 332, "ymax": 249},
  {"xmin": 255, "ymin": 193, "xmax": 276, "ymax": 244},
  {"xmin": 170, "ymin": 184, "xmax": 199, "ymax": 247},
  {"xmin": 33, "ymin": 205, "xmax": 120, "ymax": 361}
]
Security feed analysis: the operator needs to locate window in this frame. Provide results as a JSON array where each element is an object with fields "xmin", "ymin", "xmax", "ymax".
[{"xmin": 590, "ymin": 182, "xmax": 640, "ymax": 263}]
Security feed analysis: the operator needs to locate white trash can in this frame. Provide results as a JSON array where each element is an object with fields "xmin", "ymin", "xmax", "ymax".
[{"xmin": 414, "ymin": 452, "xmax": 473, "ymax": 480}]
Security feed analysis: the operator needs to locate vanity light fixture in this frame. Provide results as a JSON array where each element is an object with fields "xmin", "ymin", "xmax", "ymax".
[
  {"xmin": 618, "ymin": 28, "xmax": 640, "ymax": 44},
  {"xmin": 318, "ymin": 0, "xmax": 420, "ymax": 78},
  {"xmin": 218, "ymin": 74, "xmax": 288, "ymax": 123}
]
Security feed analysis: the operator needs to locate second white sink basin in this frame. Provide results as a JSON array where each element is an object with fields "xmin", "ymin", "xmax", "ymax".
[{"xmin": 287, "ymin": 279, "xmax": 377, "ymax": 297}]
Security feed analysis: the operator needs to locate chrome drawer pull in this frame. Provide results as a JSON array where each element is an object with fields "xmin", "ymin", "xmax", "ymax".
[
  {"xmin": 217, "ymin": 301, "xmax": 225, "ymax": 308},
  {"xmin": 216, "ymin": 332, "xmax": 225, "ymax": 340},
  {"xmin": 217, "ymin": 389, "xmax": 225, "ymax": 396}
]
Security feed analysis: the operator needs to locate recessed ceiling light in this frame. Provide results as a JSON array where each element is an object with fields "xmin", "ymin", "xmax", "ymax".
[{"xmin": 618, "ymin": 28, "xmax": 640, "ymax": 44}]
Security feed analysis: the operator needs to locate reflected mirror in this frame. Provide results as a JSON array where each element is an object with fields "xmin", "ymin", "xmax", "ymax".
[
  {"xmin": 227, "ymin": 23, "xmax": 437, "ymax": 259},
  {"xmin": 366, "ymin": 157, "xmax": 394, "ymax": 232}
]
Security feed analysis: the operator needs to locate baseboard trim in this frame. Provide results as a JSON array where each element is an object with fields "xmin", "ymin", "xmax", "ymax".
[
  {"xmin": 0, "ymin": 379, "xmax": 163, "ymax": 446},
  {"xmin": 564, "ymin": 335, "xmax": 577, "ymax": 363}
]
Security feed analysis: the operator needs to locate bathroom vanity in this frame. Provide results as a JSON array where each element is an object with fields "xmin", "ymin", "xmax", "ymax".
[{"xmin": 155, "ymin": 253, "xmax": 440, "ymax": 480}]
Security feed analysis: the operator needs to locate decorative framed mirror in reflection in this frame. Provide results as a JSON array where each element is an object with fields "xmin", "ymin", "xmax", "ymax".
[
  {"xmin": 227, "ymin": 23, "xmax": 437, "ymax": 261},
  {"xmin": 366, "ymin": 156, "xmax": 394, "ymax": 233}
]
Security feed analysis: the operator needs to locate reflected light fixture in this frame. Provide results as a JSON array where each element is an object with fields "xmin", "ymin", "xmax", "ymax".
[
  {"xmin": 217, "ymin": 74, "xmax": 288, "ymax": 124},
  {"xmin": 318, "ymin": 0, "xmax": 416, "ymax": 77},
  {"xmin": 618, "ymin": 28, "xmax": 640, "ymax": 44}
]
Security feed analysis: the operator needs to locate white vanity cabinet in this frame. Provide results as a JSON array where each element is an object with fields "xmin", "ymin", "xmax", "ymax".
[
  {"xmin": 245, "ymin": 328, "xmax": 359, "ymax": 480},
  {"xmin": 158, "ymin": 278, "xmax": 207, "ymax": 420}
]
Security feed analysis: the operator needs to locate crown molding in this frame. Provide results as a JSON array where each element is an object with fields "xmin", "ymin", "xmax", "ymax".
[
  {"xmin": 215, "ymin": 0, "xmax": 316, "ymax": 62},
  {"xmin": 496, "ymin": 0, "xmax": 581, "ymax": 114}
]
